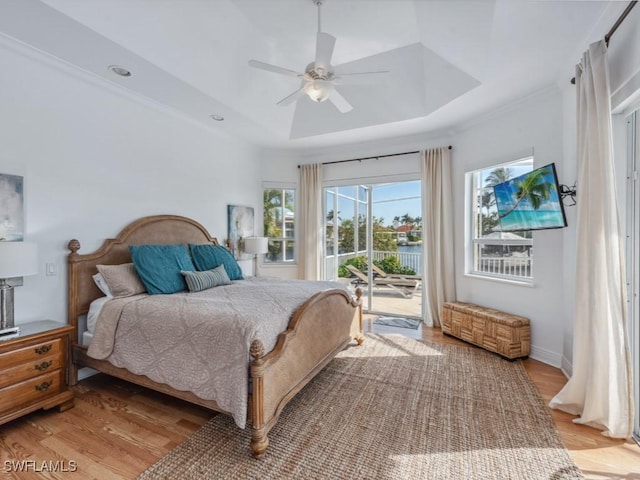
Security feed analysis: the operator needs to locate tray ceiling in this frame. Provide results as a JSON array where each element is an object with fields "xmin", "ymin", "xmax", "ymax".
[{"xmin": 0, "ymin": 0, "xmax": 623, "ymax": 149}]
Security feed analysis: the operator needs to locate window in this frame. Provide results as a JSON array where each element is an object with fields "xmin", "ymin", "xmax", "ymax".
[
  {"xmin": 263, "ymin": 188, "xmax": 295, "ymax": 263},
  {"xmin": 467, "ymin": 156, "xmax": 534, "ymax": 281}
]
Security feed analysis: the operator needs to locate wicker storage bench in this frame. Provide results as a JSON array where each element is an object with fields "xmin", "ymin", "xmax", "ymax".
[{"xmin": 442, "ymin": 301, "xmax": 530, "ymax": 359}]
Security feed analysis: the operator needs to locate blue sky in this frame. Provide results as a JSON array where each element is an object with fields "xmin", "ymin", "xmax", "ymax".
[
  {"xmin": 329, "ymin": 181, "xmax": 422, "ymax": 227},
  {"xmin": 372, "ymin": 181, "xmax": 421, "ymax": 225}
]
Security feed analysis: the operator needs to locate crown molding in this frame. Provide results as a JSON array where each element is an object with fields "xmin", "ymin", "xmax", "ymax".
[{"xmin": 0, "ymin": 32, "xmax": 240, "ymax": 142}]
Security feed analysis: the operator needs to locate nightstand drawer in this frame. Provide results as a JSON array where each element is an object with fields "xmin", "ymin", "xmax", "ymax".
[
  {"xmin": 0, "ymin": 321, "xmax": 74, "ymax": 425},
  {"xmin": 0, "ymin": 338, "xmax": 62, "ymax": 369},
  {"xmin": 0, "ymin": 371, "xmax": 63, "ymax": 414},
  {"xmin": 0, "ymin": 354, "xmax": 62, "ymax": 389}
]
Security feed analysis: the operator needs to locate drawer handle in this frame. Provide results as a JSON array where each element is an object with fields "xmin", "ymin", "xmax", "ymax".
[
  {"xmin": 35, "ymin": 381, "xmax": 53, "ymax": 392},
  {"xmin": 35, "ymin": 360, "xmax": 53, "ymax": 371},
  {"xmin": 34, "ymin": 344, "xmax": 52, "ymax": 355}
]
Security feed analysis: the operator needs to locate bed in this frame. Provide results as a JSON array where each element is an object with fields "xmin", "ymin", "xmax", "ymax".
[{"xmin": 67, "ymin": 214, "xmax": 363, "ymax": 458}]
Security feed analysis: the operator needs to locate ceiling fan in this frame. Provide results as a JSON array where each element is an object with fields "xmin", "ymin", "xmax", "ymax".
[{"xmin": 248, "ymin": 0, "xmax": 388, "ymax": 113}]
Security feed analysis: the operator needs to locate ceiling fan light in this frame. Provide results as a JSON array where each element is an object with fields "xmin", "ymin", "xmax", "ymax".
[{"xmin": 304, "ymin": 80, "xmax": 332, "ymax": 102}]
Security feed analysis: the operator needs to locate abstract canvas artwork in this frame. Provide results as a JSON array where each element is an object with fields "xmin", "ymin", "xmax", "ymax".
[
  {"xmin": 227, "ymin": 205, "xmax": 254, "ymax": 260},
  {"xmin": 0, "ymin": 173, "xmax": 24, "ymax": 241},
  {"xmin": 0, "ymin": 173, "xmax": 25, "ymax": 286}
]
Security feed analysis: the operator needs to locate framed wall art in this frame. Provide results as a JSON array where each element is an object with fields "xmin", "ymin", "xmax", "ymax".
[
  {"xmin": 0, "ymin": 173, "xmax": 25, "ymax": 286},
  {"xmin": 227, "ymin": 205, "xmax": 254, "ymax": 260}
]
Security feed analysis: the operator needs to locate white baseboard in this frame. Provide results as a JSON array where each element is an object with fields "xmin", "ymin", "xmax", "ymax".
[
  {"xmin": 528, "ymin": 346, "xmax": 572, "ymax": 379},
  {"xmin": 560, "ymin": 356, "xmax": 573, "ymax": 378},
  {"xmin": 529, "ymin": 345, "xmax": 562, "ymax": 368}
]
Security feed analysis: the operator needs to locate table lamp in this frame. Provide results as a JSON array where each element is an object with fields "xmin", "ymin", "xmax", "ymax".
[
  {"xmin": 243, "ymin": 237, "xmax": 268, "ymax": 276},
  {"xmin": 0, "ymin": 241, "xmax": 38, "ymax": 335}
]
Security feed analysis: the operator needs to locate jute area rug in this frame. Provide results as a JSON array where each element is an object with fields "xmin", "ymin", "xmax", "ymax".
[{"xmin": 137, "ymin": 334, "xmax": 582, "ymax": 480}]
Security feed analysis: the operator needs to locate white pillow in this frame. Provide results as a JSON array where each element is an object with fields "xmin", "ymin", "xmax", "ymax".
[
  {"xmin": 87, "ymin": 296, "xmax": 111, "ymax": 334},
  {"xmin": 92, "ymin": 272, "xmax": 113, "ymax": 298}
]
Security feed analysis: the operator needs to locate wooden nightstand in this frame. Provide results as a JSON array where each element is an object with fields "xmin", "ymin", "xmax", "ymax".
[{"xmin": 0, "ymin": 320, "xmax": 74, "ymax": 425}]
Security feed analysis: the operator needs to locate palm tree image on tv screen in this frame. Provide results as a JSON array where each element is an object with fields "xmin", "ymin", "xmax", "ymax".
[{"xmin": 492, "ymin": 163, "xmax": 567, "ymax": 232}]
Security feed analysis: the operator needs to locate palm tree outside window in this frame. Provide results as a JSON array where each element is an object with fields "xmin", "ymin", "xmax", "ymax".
[{"xmin": 263, "ymin": 188, "xmax": 296, "ymax": 263}]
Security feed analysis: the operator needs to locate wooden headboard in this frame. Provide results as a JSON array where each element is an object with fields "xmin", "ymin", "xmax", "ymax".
[{"xmin": 67, "ymin": 215, "xmax": 218, "ymax": 337}]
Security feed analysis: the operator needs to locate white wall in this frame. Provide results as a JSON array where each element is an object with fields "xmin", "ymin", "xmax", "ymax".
[
  {"xmin": 609, "ymin": 4, "xmax": 640, "ymax": 113},
  {"xmin": 0, "ymin": 39, "xmax": 262, "ymax": 327},
  {"xmin": 453, "ymin": 89, "xmax": 567, "ymax": 367},
  {"xmin": 556, "ymin": 5, "xmax": 640, "ymax": 373},
  {"xmin": 265, "ymin": 92, "xmax": 566, "ymax": 365},
  {"xmin": 559, "ymin": 81, "xmax": 578, "ymax": 375}
]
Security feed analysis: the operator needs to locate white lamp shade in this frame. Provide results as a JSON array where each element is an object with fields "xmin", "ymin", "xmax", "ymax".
[
  {"xmin": 0, "ymin": 241, "xmax": 38, "ymax": 278},
  {"xmin": 243, "ymin": 237, "xmax": 269, "ymax": 255}
]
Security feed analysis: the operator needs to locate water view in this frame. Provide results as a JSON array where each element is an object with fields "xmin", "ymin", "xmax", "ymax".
[{"xmin": 396, "ymin": 245, "xmax": 422, "ymax": 274}]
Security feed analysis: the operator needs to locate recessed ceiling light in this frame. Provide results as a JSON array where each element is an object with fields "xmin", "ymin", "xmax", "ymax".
[
  {"xmin": 210, "ymin": 115, "xmax": 224, "ymax": 121},
  {"xmin": 108, "ymin": 65, "xmax": 132, "ymax": 77}
]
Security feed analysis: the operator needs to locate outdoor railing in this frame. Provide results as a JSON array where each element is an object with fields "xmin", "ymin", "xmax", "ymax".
[
  {"xmin": 325, "ymin": 249, "xmax": 422, "ymax": 278},
  {"xmin": 477, "ymin": 256, "xmax": 532, "ymax": 278},
  {"xmin": 326, "ymin": 249, "xmax": 532, "ymax": 280},
  {"xmin": 372, "ymin": 250, "xmax": 422, "ymax": 274}
]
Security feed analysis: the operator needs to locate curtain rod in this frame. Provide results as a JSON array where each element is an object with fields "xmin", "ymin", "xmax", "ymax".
[
  {"xmin": 297, "ymin": 145, "xmax": 452, "ymax": 168},
  {"xmin": 570, "ymin": 0, "xmax": 637, "ymax": 84}
]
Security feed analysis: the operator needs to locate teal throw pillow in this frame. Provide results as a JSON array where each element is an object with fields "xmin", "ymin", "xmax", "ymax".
[
  {"xmin": 181, "ymin": 265, "xmax": 232, "ymax": 292},
  {"xmin": 129, "ymin": 244, "xmax": 196, "ymax": 295},
  {"xmin": 189, "ymin": 244, "xmax": 243, "ymax": 280}
]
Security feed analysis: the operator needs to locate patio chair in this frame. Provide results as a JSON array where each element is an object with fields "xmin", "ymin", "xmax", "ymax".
[
  {"xmin": 371, "ymin": 264, "xmax": 422, "ymax": 281},
  {"xmin": 345, "ymin": 265, "xmax": 421, "ymax": 298}
]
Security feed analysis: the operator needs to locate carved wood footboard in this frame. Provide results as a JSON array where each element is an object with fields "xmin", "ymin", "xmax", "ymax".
[
  {"xmin": 249, "ymin": 287, "xmax": 363, "ymax": 458},
  {"xmin": 67, "ymin": 214, "xmax": 363, "ymax": 458}
]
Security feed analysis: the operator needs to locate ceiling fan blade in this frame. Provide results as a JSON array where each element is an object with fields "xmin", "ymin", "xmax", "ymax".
[
  {"xmin": 277, "ymin": 87, "xmax": 306, "ymax": 106},
  {"xmin": 333, "ymin": 70, "xmax": 390, "ymax": 85},
  {"xmin": 328, "ymin": 87, "xmax": 353, "ymax": 113},
  {"xmin": 248, "ymin": 59, "xmax": 303, "ymax": 78},
  {"xmin": 315, "ymin": 32, "xmax": 336, "ymax": 73}
]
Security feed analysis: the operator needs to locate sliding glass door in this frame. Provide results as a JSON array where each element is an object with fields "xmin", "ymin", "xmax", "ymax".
[
  {"xmin": 325, "ymin": 185, "xmax": 369, "ymax": 308},
  {"xmin": 324, "ymin": 180, "xmax": 422, "ymax": 319}
]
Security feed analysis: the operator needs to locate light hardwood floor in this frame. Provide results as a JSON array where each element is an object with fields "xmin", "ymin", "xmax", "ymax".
[{"xmin": 1, "ymin": 320, "xmax": 638, "ymax": 479}]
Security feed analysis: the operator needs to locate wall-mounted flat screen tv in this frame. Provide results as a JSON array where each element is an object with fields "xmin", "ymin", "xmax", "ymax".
[{"xmin": 492, "ymin": 163, "xmax": 567, "ymax": 232}]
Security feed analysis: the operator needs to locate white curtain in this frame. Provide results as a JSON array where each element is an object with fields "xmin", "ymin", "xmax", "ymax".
[
  {"xmin": 549, "ymin": 40, "xmax": 634, "ymax": 438},
  {"xmin": 298, "ymin": 163, "xmax": 325, "ymax": 281},
  {"xmin": 421, "ymin": 147, "xmax": 456, "ymax": 327}
]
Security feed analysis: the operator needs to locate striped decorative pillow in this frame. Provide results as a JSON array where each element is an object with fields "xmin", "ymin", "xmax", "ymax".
[{"xmin": 181, "ymin": 265, "xmax": 232, "ymax": 292}]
